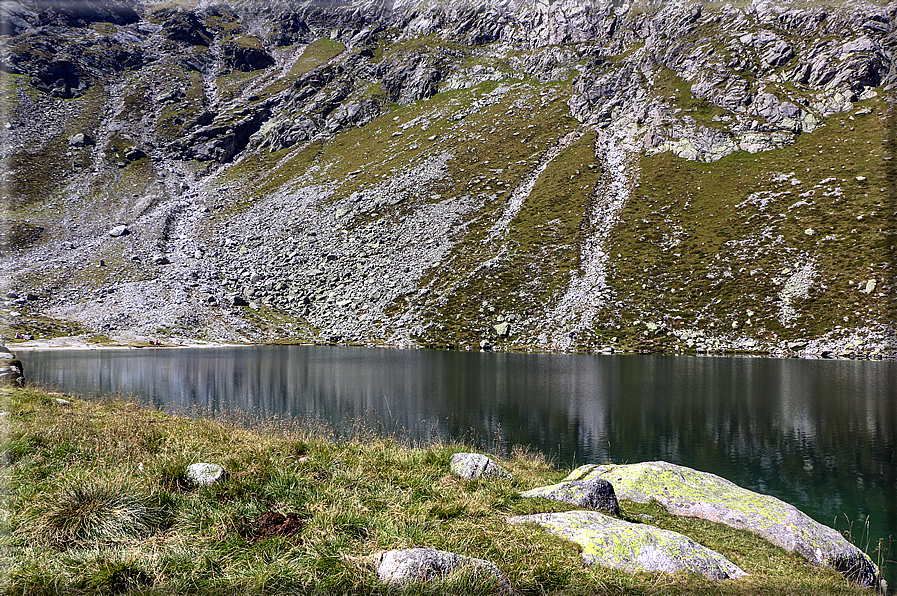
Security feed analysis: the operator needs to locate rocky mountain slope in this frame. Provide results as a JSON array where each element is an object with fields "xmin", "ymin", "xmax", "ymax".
[{"xmin": 1, "ymin": 0, "xmax": 895, "ymax": 357}]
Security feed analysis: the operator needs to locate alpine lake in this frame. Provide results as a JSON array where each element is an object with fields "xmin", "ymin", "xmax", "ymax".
[{"xmin": 24, "ymin": 346, "xmax": 897, "ymax": 584}]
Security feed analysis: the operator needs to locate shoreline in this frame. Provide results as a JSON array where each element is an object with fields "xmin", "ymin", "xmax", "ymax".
[
  {"xmin": 6, "ymin": 335, "xmax": 895, "ymax": 361},
  {"xmin": 7, "ymin": 336, "xmax": 253, "ymax": 351}
]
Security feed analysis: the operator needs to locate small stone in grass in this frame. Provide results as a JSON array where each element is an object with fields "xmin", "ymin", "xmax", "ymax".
[
  {"xmin": 450, "ymin": 452, "xmax": 513, "ymax": 480},
  {"xmin": 186, "ymin": 462, "xmax": 227, "ymax": 485}
]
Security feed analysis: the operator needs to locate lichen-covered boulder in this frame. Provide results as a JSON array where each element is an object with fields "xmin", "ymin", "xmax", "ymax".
[
  {"xmin": 521, "ymin": 477, "xmax": 620, "ymax": 515},
  {"xmin": 510, "ymin": 511, "xmax": 746, "ymax": 580},
  {"xmin": 450, "ymin": 453, "xmax": 513, "ymax": 480},
  {"xmin": 186, "ymin": 462, "xmax": 227, "ymax": 486},
  {"xmin": 567, "ymin": 461, "xmax": 880, "ymax": 588},
  {"xmin": 375, "ymin": 548, "xmax": 511, "ymax": 591}
]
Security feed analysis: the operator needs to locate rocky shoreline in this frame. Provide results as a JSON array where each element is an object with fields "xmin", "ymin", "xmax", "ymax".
[{"xmin": 4, "ymin": 334, "xmax": 896, "ymax": 362}]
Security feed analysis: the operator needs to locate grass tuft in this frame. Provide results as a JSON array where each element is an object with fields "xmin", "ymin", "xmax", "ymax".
[{"xmin": 21, "ymin": 481, "xmax": 165, "ymax": 548}]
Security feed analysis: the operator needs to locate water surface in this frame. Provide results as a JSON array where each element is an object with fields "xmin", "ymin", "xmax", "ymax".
[{"xmin": 25, "ymin": 346, "xmax": 897, "ymax": 578}]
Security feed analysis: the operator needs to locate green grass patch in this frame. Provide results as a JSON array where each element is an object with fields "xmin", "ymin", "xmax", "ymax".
[
  {"xmin": 0, "ymin": 384, "xmax": 874, "ymax": 595},
  {"xmin": 652, "ymin": 66, "xmax": 729, "ymax": 128},
  {"xmin": 290, "ymin": 38, "xmax": 345, "ymax": 78}
]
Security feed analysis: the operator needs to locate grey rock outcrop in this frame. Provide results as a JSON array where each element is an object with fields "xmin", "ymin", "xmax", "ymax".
[
  {"xmin": 566, "ymin": 461, "xmax": 881, "ymax": 588},
  {"xmin": 450, "ymin": 453, "xmax": 513, "ymax": 480},
  {"xmin": 510, "ymin": 510, "xmax": 747, "ymax": 580}
]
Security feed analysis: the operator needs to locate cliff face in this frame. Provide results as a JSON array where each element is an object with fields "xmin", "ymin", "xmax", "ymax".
[{"xmin": 1, "ymin": 0, "xmax": 895, "ymax": 356}]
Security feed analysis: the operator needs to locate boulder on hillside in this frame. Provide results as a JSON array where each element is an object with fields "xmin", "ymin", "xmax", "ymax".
[
  {"xmin": 68, "ymin": 132, "xmax": 95, "ymax": 147},
  {"xmin": 566, "ymin": 461, "xmax": 881, "ymax": 588},
  {"xmin": 510, "ymin": 510, "xmax": 747, "ymax": 580}
]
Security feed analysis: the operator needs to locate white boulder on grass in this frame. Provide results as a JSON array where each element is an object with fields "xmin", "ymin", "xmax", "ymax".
[
  {"xmin": 375, "ymin": 548, "xmax": 511, "ymax": 591},
  {"xmin": 186, "ymin": 463, "xmax": 227, "ymax": 486}
]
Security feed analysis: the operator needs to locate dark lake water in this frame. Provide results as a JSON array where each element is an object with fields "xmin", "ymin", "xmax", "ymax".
[{"xmin": 24, "ymin": 346, "xmax": 897, "ymax": 580}]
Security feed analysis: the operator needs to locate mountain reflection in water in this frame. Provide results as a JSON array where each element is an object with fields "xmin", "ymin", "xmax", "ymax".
[{"xmin": 27, "ymin": 346, "xmax": 897, "ymax": 578}]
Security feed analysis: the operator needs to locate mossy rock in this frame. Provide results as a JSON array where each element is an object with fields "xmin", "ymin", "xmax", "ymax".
[
  {"xmin": 510, "ymin": 510, "xmax": 747, "ymax": 580},
  {"xmin": 569, "ymin": 461, "xmax": 881, "ymax": 588}
]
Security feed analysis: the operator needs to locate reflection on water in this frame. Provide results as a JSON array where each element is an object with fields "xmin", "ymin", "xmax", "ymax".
[{"xmin": 26, "ymin": 346, "xmax": 897, "ymax": 577}]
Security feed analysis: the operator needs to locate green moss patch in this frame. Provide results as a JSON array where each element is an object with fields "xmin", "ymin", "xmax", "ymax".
[{"xmin": 290, "ymin": 38, "xmax": 345, "ymax": 77}]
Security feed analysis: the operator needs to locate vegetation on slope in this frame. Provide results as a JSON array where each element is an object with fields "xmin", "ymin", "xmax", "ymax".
[{"xmin": 582, "ymin": 95, "xmax": 895, "ymax": 353}]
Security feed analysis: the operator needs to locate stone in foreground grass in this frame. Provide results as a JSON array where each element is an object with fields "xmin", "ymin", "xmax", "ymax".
[{"xmin": 375, "ymin": 548, "xmax": 511, "ymax": 592}]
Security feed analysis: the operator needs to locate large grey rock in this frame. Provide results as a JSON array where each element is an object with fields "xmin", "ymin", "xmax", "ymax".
[
  {"xmin": 521, "ymin": 477, "xmax": 620, "ymax": 515},
  {"xmin": 510, "ymin": 511, "xmax": 746, "ymax": 580},
  {"xmin": 566, "ymin": 461, "xmax": 880, "ymax": 588},
  {"xmin": 186, "ymin": 462, "xmax": 227, "ymax": 486},
  {"xmin": 450, "ymin": 452, "xmax": 513, "ymax": 480},
  {"xmin": 375, "ymin": 548, "xmax": 510, "ymax": 590},
  {"xmin": 108, "ymin": 225, "xmax": 129, "ymax": 237},
  {"xmin": 68, "ymin": 133, "xmax": 94, "ymax": 147}
]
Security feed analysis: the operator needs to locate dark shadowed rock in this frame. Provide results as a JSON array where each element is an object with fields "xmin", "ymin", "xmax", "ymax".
[
  {"xmin": 221, "ymin": 40, "xmax": 275, "ymax": 72},
  {"xmin": 31, "ymin": 60, "xmax": 90, "ymax": 98},
  {"xmin": 521, "ymin": 477, "xmax": 620, "ymax": 515}
]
